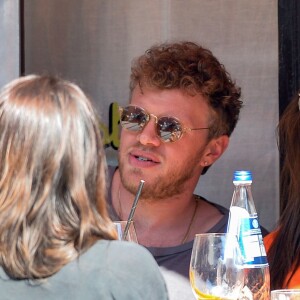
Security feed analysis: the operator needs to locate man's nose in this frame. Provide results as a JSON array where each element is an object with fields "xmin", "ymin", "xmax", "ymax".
[{"xmin": 137, "ymin": 117, "xmax": 161, "ymax": 146}]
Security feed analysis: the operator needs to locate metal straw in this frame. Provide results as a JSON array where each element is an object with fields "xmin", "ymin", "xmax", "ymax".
[{"xmin": 123, "ymin": 179, "xmax": 145, "ymax": 240}]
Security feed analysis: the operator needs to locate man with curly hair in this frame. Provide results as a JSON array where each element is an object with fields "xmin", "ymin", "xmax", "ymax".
[{"xmin": 108, "ymin": 41, "xmax": 243, "ymax": 299}]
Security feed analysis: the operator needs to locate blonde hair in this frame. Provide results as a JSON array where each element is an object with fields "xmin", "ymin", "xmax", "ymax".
[{"xmin": 0, "ymin": 75, "xmax": 116, "ymax": 279}]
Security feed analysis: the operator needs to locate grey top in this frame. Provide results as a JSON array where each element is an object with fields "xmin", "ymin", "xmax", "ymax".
[{"xmin": 0, "ymin": 240, "xmax": 169, "ymax": 300}]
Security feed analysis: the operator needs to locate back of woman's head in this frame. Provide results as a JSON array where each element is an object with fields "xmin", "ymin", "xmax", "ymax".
[{"xmin": 0, "ymin": 75, "xmax": 116, "ymax": 279}]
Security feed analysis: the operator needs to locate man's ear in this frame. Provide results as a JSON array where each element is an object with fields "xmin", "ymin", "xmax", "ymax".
[{"xmin": 199, "ymin": 135, "xmax": 229, "ymax": 168}]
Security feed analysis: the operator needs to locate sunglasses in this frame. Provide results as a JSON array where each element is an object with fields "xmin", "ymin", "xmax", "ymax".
[{"xmin": 119, "ymin": 105, "xmax": 210, "ymax": 143}]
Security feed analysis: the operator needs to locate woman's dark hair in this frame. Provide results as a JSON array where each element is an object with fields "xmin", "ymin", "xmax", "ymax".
[{"xmin": 268, "ymin": 92, "xmax": 300, "ymax": 288}]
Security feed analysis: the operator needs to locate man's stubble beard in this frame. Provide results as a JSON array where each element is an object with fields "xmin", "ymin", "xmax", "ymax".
[{"xmin": 118, "ymin": 149, "xmax": 204, "ymax": 201}]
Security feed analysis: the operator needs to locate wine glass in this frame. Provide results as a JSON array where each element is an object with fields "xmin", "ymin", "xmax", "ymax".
[
  {"xmin": 190, "ymin": 233, "xmax": 244, "ymax": 299},
  {"xmin": 271, "ymin": 289, "xmax": 300, "ymax": 300},
  {"xmin": 113, "ymin": 221, "xmax": 138, "ymax": 243}
]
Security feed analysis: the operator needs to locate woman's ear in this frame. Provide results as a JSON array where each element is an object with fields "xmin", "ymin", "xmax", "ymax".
[{"xmin": 199, "ymin": 135, "xmax": 229, "ymax": 168}]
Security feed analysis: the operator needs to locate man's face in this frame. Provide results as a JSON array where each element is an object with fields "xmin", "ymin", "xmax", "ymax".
[{"xmin": 118, "ymin": 87, "xmax": 212, "ymax": 200}]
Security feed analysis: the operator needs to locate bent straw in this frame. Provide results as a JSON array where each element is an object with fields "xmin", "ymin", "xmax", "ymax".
[{"xmin": 123, "ymin": 179, "xmax": 145, "ymax": 240}]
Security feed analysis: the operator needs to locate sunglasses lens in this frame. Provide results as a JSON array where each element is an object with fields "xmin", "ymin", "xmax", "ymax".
[
  {"xmin": 157, "ymin": 117, "xmax": 183, "ymax": 142},
  {"xmin": 120, "ymin": 106, "xmax": 149, "ymax": 131}
]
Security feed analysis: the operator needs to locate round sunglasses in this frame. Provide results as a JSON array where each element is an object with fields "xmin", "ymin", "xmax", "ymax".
[{"xmin": 119, "ymin": 105, "xmax": 210, "ymax": 143}]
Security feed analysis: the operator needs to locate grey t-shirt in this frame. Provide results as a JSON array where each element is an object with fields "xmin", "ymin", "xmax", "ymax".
[
  {"xmin": 107, "ymin": 166, "xmax": 229, "ymax": 300},
  {"xmin": 0, "ymin": 240, "xmax": 169, "ymax": 300}
]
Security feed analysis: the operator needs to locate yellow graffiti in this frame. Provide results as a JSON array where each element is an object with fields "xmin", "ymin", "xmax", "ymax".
[{"xmin": 99, "ymin": 102, "xmax": 120, "ymax": 150}]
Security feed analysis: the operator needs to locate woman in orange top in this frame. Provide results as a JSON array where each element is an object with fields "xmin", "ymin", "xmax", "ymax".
[{"xmin": 264, "ymin": 92, "xmax": 300, "ymax": 289}]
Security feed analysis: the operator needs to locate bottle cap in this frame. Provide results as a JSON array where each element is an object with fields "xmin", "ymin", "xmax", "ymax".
[{"xmin": 233, "ymin": 170, "xmax": 252, "ymax": 182}]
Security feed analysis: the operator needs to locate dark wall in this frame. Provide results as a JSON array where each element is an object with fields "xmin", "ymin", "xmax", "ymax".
[
  {"xmin": 278, "ymin": 0, "xmax": 300, "ymax": 214},
  {"xmin": 279, "ymin": 0, "xmax": 300, "ymax": 114}
]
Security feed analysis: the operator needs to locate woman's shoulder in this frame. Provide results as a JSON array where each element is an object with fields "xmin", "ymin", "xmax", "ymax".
[
  {"xmin": 102, "ymin": 240, "xmax": 159, "ymax": 267},
  {"xmin": 84, "ymin": 240, "xmax": 162, "ymax": 274},
  {"xmin": 88, "ymin": 240, "xmax": 169, "ymax": 299},
  {"xmin": 263, "ymin": 230, "xmax": 278, "ymax": 252},
  {"xmin": 94, "ymin": 239, "xmax": 152, "ymax": 254}
]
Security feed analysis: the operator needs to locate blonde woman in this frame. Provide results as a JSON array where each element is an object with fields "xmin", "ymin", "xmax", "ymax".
[{"xmin": 0, "ymin": 75, "xmax": 168, "ymax": 300}]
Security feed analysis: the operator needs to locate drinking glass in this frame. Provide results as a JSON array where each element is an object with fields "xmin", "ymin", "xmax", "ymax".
[
  {"xmin": 190, "ymin": 233, "xmax": 244, "ymax": 299},
  {"xmin": 113, "ymin": 221, "xmax": 138, "ymax": 243},
  {"xmin": 271, "ymin": 289, "xmax": 300, "ymax": 300}
]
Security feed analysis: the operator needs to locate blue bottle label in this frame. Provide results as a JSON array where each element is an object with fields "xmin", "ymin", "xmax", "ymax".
[{"xmin": 238, "ymin": 216, "xmax": 268, "ymax": 267}]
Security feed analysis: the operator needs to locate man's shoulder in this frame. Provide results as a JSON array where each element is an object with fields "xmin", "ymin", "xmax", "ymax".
[
  {"xmin": 194, "ymin": 194, "xmax": 229, "ymax": 215},
  {"xmin": 195, "ymin": 195, "xmax": 269, "ymax": 237}
]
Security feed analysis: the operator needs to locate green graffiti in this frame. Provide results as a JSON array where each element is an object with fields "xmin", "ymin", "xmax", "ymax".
[{"xmin": 100, "ymin": 102, "xmax": 120, "ymax": 150}]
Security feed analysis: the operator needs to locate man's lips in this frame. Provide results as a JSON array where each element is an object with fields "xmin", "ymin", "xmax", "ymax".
[{"xmin": 129, "ymin": 150, "xmax": 160, "ymax": 164}]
